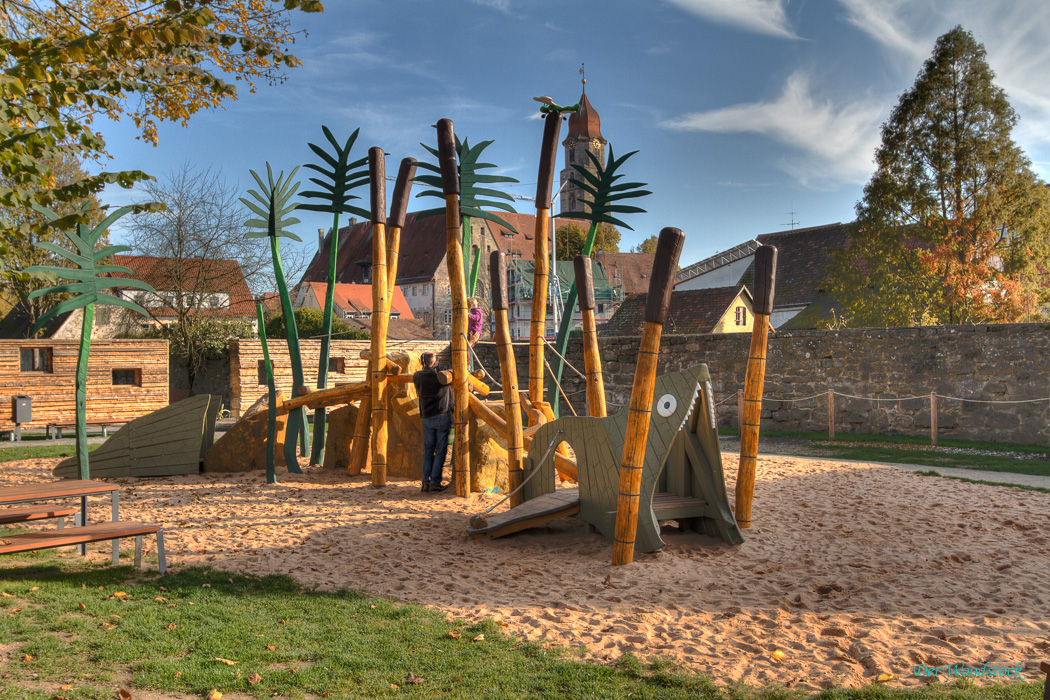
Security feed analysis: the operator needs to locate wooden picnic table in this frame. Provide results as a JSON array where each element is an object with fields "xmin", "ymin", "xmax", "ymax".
[{"xmin": 0, "ymin": 481, "xmax": 120, "ymax": 559}]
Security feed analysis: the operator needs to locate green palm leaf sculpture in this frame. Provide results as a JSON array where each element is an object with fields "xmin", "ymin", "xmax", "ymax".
[
  {"xmin": 242, "ymin": 164, "xmax": 306, "ymax": 473},
  {"xmin": 299, "ymin": 126, "xmax": 370, "ymax": 465},
  {"xmin": 25, "ymin": 203, "xmax": 157, "ymax": 480},
  {"xmin": 414, "ymin": 134, "xmax": 519, "ymax": 295},
  {"xmin": 551, "ymin": 147, "xmax": 651, "ymax": 415},
  {"xmin": 256, "ymin": 303, "xmax": 279, "ymax": 485}
]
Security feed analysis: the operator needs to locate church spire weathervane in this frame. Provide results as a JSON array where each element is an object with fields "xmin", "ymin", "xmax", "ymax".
[{"xmin": 580, "ymin": 62, "xmax": 586, "ymax": 93}]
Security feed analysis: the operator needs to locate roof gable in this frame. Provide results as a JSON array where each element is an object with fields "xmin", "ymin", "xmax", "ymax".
[{"xmin": 602, "ymin": 286, "xmax": 751, "ymax": 336}]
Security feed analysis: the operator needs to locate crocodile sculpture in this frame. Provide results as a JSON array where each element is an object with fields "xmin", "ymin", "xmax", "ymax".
[{"xmin": 523, "ymin": 364, "xmax": 744, "ymax": 551}]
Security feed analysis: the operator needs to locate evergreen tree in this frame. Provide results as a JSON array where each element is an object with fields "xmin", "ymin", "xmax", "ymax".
[{"xmin": 827, "ymin": 26, "xmax": 1050, "ymax": 327}]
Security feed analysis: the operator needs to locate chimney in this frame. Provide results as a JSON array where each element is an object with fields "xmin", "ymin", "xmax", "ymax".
[{"xmin": 318, "ymin": 228, "xmax": 326, "ymax": 251}]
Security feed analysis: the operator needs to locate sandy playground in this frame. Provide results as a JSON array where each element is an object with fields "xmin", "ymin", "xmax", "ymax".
[{"xmin": 1, "ymin": 453, "xmax": 1048, "ymax": 692}]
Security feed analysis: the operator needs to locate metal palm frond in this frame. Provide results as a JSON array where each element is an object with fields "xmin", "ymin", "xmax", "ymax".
[
  {"xmin": 559, "ymin": 146, "xmax": 651, "ymax": 231},
  {"xmin": 241, "ymin": 164, "xmax": 303, "ymax": 241},
  {"xmin": 414, "ymin": 133, "xmax": 520, "ymax": 233},
  {"xmin": 25, "ymin": 204, "xmax": 156, "ymax": 336},
  {"xmin": 299, "ymin": 126, "xmax": 371, "ymax": 218}
]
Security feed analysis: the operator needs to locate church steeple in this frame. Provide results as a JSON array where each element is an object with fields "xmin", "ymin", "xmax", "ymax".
[{"xmin": 558, "ymin": 66, "xmax": 607, "ymax": 215}]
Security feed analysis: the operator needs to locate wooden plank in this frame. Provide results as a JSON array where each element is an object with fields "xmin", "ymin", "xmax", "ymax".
[
  {"xmin": 0, "ymin": 521, "xmax": 161, "ymax": 554},
  {"xmin": 467, "ymin": 488, "xmax": 581, "ymax": 539},
  {"xmin": 0, "ymin": 482, "xmax": 118, "ymax": 504},
  {"xmin": 0, "ymin": 507, "xmax": 79, "ymax": 524}
]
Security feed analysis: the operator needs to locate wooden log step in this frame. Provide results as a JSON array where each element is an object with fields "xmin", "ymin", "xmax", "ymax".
[
  {"xmin": 0, "ymin": 521, "xmax": 167, "ymax": 573},
  {"xmin": 0, "ymin": 506, "xmax": 79, "ymax": 525}
]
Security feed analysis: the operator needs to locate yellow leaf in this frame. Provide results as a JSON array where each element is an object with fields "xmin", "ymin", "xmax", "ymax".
[
  {"xmin": 265, "ymin": 645, "xmax": 276, "ymax": 651},
  {"xmin": 29, "ymin": 587, "xmax": 39, "ymax": 591},
  {"xmin": 164, "ymin": 623, "xmax": 177, "ymax": 631},
  {"xmin": 21, "ymin": 653, "xmax": 33, "ymax": 662},
  {"xmin": 448, "ymin": 630, "xmax": 461, "ymax": 639},
  {"xmin": 215, "ymin": 658, "xmax": 236, "ymax": 666},
  {"xmin": 113, "ymin": 592, "xmax": 127, "ymax": 598},
  {"xmin": 472, "ymin": 634, "xmax": 485, "ymax": 642},
  {"xmin": 59, "ymin": 685, "xmax": 73, "ymax": 691},
  {"xmin": 876, "ymin": 673, "xmax": 896, "ymax": 683},
  {"xmin": 771, "ymin": 649, "xmax": 787, "ymax": 662},
  {"xmin": 206, "ymin": 691, "xmax": 222, "ymax": 700},
  {"xmin": 1, "ymin": 592, "xmax": 13, "ymax": 597},
  {"xmin": 247, "ymin": 673, "xmax": 262, "ymax": 685},
  {"xmin": 154, "ymin": 597, "xmax": 167, "ymax": 602}
]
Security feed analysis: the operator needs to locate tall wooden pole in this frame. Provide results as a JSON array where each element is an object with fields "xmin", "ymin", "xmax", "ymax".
[
  {"xmin": 386, "ymin": 158, "xmax": 417, "ymax": 302},
  {"xmin": 529, "ymin": 113, "xmax": 561, "ymax": 407},
  {"xmin": 437, "ymin": 119, "xmax": 470, "ymax": 497},
  {"xmin": 612, "ymin": 228, "xmax": 684, "ymax": 566},
  {"xmin": 734, "ymin": 244, "xmax": 778, "ymax": 529},
  {"xmin": 574, "ymin": 255, "xmax": 606, "ymax": 418},
  {"xmin": 369, "ymin": 148, "xmax": 390, "ymax": 487},
  {"xmin": 490, "ymin": 251, "xmax": 525, "ymax": 506}
]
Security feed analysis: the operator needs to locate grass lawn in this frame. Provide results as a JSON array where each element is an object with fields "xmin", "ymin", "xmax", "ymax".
[
  {"xmin": 0, "ymin": 444, "xmax": 100, "ymax": 463},
  {"xmin": 722, "ymin": 429, "xmax": 1050, "ymax": 478},
  {"xmin": 0, "ymin": 548, "xmax": 1045, "ymax": 699}
]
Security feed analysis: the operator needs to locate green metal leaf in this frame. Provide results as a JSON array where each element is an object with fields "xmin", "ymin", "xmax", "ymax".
[
  {"xmin": 94, "ymin": 292, "xmax": 151, "ymax": 317},
  {"xmin": 30, "ymin": 293, "xmax": 95, "ymax": 336}
]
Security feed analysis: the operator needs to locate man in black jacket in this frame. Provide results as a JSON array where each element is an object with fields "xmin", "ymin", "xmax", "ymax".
[{"xmin": 413, "ymin": 352, "xmax": 452, "ymax": 492}]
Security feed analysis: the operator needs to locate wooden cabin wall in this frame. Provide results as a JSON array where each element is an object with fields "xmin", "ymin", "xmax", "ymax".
[
  {"xmin": 0, "ymin": 340, "xmax": 169, "ymax": 430},
  {"xmin": 229, "ymin": 339, "xmax": 450, "ymax": 418}
]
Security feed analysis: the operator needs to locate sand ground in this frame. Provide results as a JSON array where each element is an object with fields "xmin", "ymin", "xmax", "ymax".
[{"xmin": 1, "ymin": 454, "xmax": 1048, "ymax": 692}]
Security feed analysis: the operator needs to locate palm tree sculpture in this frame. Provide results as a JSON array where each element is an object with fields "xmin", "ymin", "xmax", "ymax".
[
  {"xmin": 415, "ymin": 134, "xmax": 519, "ymax": 296},
  {"xmin": 26, "ymin": 204, "xmax": 157, "ymax": 480},
  {"xmin": 550, "ymin": 147, "xmax": 651, "ymax": 416},
  {"xmin": 241, "ymin": 164, "xmax": 306, "ymax": 473},
  {"xmin": 299, "ymin": 126, "xmax": 370, "ymax": 465}
]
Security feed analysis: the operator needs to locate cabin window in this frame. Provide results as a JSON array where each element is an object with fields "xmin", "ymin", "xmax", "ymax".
[
  {"xmin": 112, "ymin": 368, "xmax": 141, "ymax": 386},
  {"xmin": 735, "ymin": 306, "xmax": 747, "ymax": 326},
  {"xmin": 257, "ymin": 360, "xmax": 272, "ymax": 386},
  {"xmin": 329, "ymin": 357, "xmax": 345, "ymax": 374},
  {"xmin": 20, "ymin": 347, "xmax": 52, "ymax": 373}
]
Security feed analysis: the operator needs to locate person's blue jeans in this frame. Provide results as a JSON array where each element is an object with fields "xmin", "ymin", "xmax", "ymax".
[{"xmin": 421, "ymin": 413, "xmax": 451, "ymax": 485}]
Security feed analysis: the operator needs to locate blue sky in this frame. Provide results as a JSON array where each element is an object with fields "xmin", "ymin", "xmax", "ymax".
[{"xmin": 97, "ymin": 0, "xmax": 1050, "ymax": 270}]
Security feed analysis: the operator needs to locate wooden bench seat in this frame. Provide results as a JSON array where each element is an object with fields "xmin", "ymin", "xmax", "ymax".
[
  {"xmin": 0, "ymin": 521, "xmax": 166, "ymax": 573},
  {"xmin": 0, "ymin": 506, "xmax": 79, "ymax": 526},
  {"xmin": 47, "ymin": 422, "xmax": 121, "ymax": 439}
]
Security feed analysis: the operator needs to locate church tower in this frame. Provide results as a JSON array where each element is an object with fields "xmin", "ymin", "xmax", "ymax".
[{"xmin": 558, "ymin": 69, "xmax": 606, "ymax": 215}]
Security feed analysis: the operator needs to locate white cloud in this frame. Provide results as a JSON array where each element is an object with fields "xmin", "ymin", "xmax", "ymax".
[
  {"xmin": 663, "ymin": 0, "xmax": 799, "ymax": 39},
  {"xmin": 468, "ymin": 0, "xmax": 511, "ymax": 14},
  {"xmin": 662, "ymin": 72, "xmax": 885, "ymax": 184}
]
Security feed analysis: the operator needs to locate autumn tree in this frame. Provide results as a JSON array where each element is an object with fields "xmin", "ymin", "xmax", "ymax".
[
  {"xmin": 0, "ymin": 1, "xmax": 322, "ymax": 264},
  {"xmin": 554, "ymin": 221, "xmax": 620, "ymax": 260},
  {"xmin": 631, "ymin": 235, "xmax": 658, "ymax": 254},
  {"xmin": 827, "ymin": 26, "xmax": 1050, "ymax": 327}
]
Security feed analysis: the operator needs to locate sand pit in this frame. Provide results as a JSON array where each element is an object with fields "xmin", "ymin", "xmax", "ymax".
[{"xmin": 1, "ymin": 454, "xmax": 1047, "ymax": 691}]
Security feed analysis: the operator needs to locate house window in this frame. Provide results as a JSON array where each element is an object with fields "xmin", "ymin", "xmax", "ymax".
[
  {"xmin": 257, "ymin": 360, "xmax": 272, "ymax": 386},
  {"xmin": 329, "ymin": 357, "xmax": 345, "ymax": 374},
  {"xmin": 20, "ymin": 347, "xmax": 52, "ymax": 373},
  {"xmin": 444, "ymin": 310, "xmax": 453, "ymax": 324},
  {"xmin": 423, "ymin": 285, "xmax": 428, "ymax": 296},
  {"xmin": 412, "ymin": 286, "xmax": 417, "ymax": 297},
  {"xmin": 112, "ymin": 368, "xmax": 141, "ymax": 386},
  {"xmin": 735, "ymin": 306, "xmax": 747, "ymax": 326}
]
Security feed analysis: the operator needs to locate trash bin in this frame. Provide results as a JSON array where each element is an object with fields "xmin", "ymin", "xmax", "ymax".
[{"xmin": 11, "ymin": 395, "xmax": 31, "ymax": 441}]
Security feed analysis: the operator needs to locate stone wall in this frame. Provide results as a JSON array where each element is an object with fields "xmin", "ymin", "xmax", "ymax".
[{"xmin": 479, "ymin": 324, "xmax": 1050, "ymax": 446}]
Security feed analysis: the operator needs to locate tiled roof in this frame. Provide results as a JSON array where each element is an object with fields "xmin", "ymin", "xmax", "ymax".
[
  {"xmin": 566, "ymin": 92, "xmax": 604, "ymax": 142},
  {"xmin": 299, "ymin": 281, "xmax": 414, "ymax": 319},
  {"xmin": 340, "ymin": 316, "xmax": 435, "ymax": 341},
  {"xmin": 108, "ymin": 255, "xmax": 255, "ymax": 318},
  {"xmin": 601, "ymin": 286, "xmax": 749, "ymax": 336},
  {"xmin": 595, "ymin": 251, "xmax": 655, "ymax": 296},
  {"xmin": 737, "ymin": 223, "xmax": 850, "ymax": 308},
  {"xmin": 300, "ymin": 213, "xmax": 459, "ymax": 286},
  {"xmin": 484, "ymin": 212, "xmax": 538, "ymax": 260}
]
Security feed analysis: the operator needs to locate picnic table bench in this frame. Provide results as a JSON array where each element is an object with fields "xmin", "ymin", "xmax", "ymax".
[
  {"xmin": 0, "ymin": 481, "xmax": 165, "ymax": 573},
  {"xmin": 46, "ymin": 422, "xmax": 123, "ymax": 439}
]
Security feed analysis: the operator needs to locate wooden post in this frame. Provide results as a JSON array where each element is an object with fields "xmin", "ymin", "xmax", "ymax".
[
  {"xmin": 735, "ymin": 244, "xmax": 778, "ymax": 530},
  {"xmin": 574, "ymin": 255, "xmax": 606, "ymax": 418},
  {"xmin": 368, "ymin": 148, "xmax": 390, "ymax": 487},
  {"xmin": 387, "ymin": 158, "xmax": 417, "ymax": 302},
  {"xmin": 612, "ymin": 227, "xmax": 684, "ymax": 566},
  {"xmin": 737, "ymin": 389, "xmax": 744, "ymax": 435},
  {"xmin": 529, "ymin": 113, "xmax": 560, "ymax": 405},
  {"xmin": 828, "ymin": 389, "xmax": 835, "ymax": 441},
  {"xmin": 931, "ymin": 391, "xmax": 938, "ymax": 447},
  {"xmin": 437, "ymin": 119, "xmax": 470, "ymax": 497},
  {"xmin": 347, "ymin": 377, "xmax": 371, "ymax": 476},
  {"xmin": 490, "ymin": 251, "xmax": 525, "ymax": 506}
]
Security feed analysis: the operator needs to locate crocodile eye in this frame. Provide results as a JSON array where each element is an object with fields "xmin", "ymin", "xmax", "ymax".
[{"xmin": 656, "ymin": 394, "xmax": 677, "ymax": 417}]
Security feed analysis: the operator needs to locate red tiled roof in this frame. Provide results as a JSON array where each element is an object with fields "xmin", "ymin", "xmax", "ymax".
[
  {"xmin": 108, "ymin": 255, "xmax": 255, "ymax": 318},
  {"xmin": 736, "ymin": 223, "xmax": 850, "ymax": 308},
  {"xmin": 485, "ymin": 212, "xmax": 538, "ymax": 260},
  {"xmin": 566, "ymin": 92, "xmax": 604, "ymax": 142},
  {"xmin": 300, "ymin": 282, "xmax": 414, "ymax": 319},
  {"xmin": 595, "ymin": 251, "xmax": 655, "ymax": 296},
  {"xmin": 602, "ymin": 286, "xmax": 750, "ymax": 336},
  {"xmin": 341, "ymin": 316, "xmax": 435, "ymax": 341}
]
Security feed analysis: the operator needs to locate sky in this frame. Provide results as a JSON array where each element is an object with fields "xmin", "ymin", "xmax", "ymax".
[{"xmin": 95, "ymin": 0, "xmax": 1050, "ymax": 272}]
